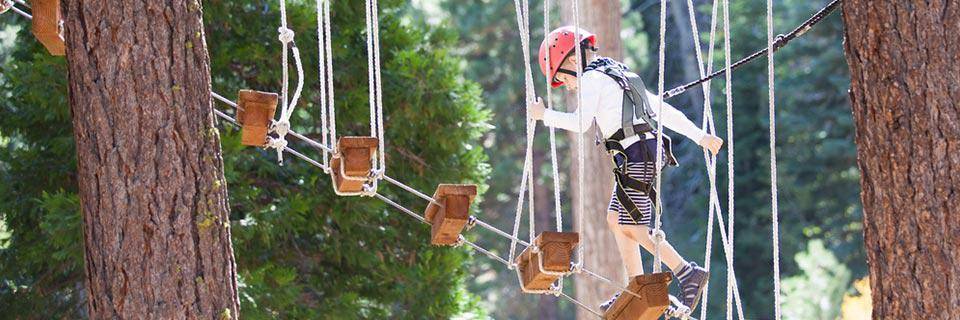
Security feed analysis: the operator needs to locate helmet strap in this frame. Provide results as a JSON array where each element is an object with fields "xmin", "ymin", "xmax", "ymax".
[{"xmin": 557, "ymin": 68, "xmax": 578, "ymax": 77}]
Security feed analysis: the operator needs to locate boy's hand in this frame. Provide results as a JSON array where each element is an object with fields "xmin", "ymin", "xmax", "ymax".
[
  {"xmin": 699, "ymin": 135, "xmax": 724, "ymax": 155},
  {"xmin": 528, "ymin": 97, "xmax": 545, "ymax": 120}
]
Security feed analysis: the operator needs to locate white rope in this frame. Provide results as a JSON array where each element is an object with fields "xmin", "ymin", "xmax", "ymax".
[
  {"xmin": 323, "ymin": 0, "xmax": 337, "ymax": 156},
  {"xmin": 767, "ymin": 0, "xmax": 782, "ymax": 318},
  {"xmin": 651, "ymin": 0, "xmax": 668, "ymax": 274},
  {"xmin": 365, "ymin": 0, "xmax": 386, "ymax": 177},
  {"xmin": 521, "ymin": 0, "xmax": 537, "ymax": 249},
  {"xmin": 507, "ymin": 0, "xmax": 538, "ymax": 264},
  {"xmin": 267, "ymin": 0, "xmax": 305, "ymax": 165},
  {"xmin": 722, "ymin": 0, "xmax": 736, "ymax": 318},
  {"xmin": 691, "ymin": 0, "xmax": 720, "ymax": 318},
  {"xmin": 543, "ymin": 0, "xmax": 562, "ymax": 234},
  {"xmin": 688, "ymin": 1, "xmax": 745, "ymax": 317},
  {"xmin": 372, "ymin": 0, "xmax": 385, "ymax": 177},
  {"xmin": 318, "ymin": 0, "xmax": 330, "ymax": 170},
  {"xmin": 571, "ymin": 0, "xmax": 585, "ymax": 270}
]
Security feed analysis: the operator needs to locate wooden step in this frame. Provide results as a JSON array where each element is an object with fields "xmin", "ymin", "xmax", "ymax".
[
  {"xmin": 331, "ymin": 136, "xmax": 379, "ymax": 194},
  {"xmin": 603, "ymin": 272, "xmax": 672, "ymax": 320},
  {"xmin": 236, "ymin": 90, "xmax": 278, "ymax": 147},
  {"xmin": 515, "ymin": 231, "xmax": 579, "ymax": 291},
  {"xmin": 30, "ymin": 0, "xmax": 65, "ymax": 56},
  {"xmin": 424, "ymin": 184, "xmax": 477, "ymax": 245}
]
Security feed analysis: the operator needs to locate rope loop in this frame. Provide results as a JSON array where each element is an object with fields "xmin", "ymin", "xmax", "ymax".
[
  {"xmin": 278, "ymin": 27, "xmax": 295, "ymax": 44},
  {"xmin": 267, "ymin": 120, "xmax": 291, "ymax": 164}
]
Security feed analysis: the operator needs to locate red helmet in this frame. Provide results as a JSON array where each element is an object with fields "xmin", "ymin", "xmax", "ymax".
[{"xmin": 538, "ymin": 26, "xmax": 597, "ymax": 88}]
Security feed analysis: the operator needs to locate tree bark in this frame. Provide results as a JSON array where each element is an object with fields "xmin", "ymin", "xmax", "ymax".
[
  {"xmin": 841, "ymin": 1, "xmax": 960, "ymax": 319},
  {"xmin": 560, "ymin": 1, "xmax": 625, "ymax": 318},
  {"xmin": 64, "ymin": 0, "xmax": 240, "ymax": 318}
]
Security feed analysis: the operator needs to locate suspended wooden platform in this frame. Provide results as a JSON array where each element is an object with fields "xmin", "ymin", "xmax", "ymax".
[
  {"xmin": 331, "ymin": 136, "xmax": 379, "ymax": 195},
  {"xmin": 424, "ymin": 184, "xmax": 477, "ymax": 245},
  {"xmin": 603, "ymin": 272, "xmax": 672, "ymax": 320},
  {"xmin": 236, "ymin": 90, "xmax": 278, "ymax": 147},
  {"xmin": 515, "ymin": 231, "xmax": 579, "ymax": 292},
  {"xmin": 30, "ymin": 0, "xmax": 65, "ymax": 56}
]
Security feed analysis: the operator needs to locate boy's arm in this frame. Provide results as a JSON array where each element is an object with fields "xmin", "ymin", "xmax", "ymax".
[
  {"xmin": 540, "ymin": 73, "xmax": 608, "ymax": 133},
  {"xmin": 645, "ymin": 90, "xmax": 708, "ymax": 143}
]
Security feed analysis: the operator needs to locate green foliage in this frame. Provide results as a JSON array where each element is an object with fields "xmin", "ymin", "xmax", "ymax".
[
  {"xmin": 0, "ymin": 0, "xmax": 490, "ymax": 318},
  {"xmin": 781, "ymin": 240, "xmax": 851, "ymax": 319}
]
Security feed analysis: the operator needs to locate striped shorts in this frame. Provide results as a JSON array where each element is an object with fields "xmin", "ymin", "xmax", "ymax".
[{"xmin": 607, "ymin": 160, "xmax": 657, "ymax": 226}]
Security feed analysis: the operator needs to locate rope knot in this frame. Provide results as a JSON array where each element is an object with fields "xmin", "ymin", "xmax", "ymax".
[
  {"xmin": 267, "ymin": 120, "xmax": 291, "ymax": 165},
  {"xmin": 265, "ymin": 136, "xmax": 288, "ymax": 165},
  {"xmin": 277, "ymin": 27, "xmax": 295, "ymax": 43}
]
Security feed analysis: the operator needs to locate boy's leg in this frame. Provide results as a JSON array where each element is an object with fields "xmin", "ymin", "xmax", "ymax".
[
  {"xmin": 602, "ymin": 211, "xmax": 643, "ymax": 311},
  {"xmin": 619, "ymin": 225, "xmax": 685, "ymax": 272},
  {"xmin": 607, "ymin": 212, "xmax": 644, "ymax": 277},
  {"xmin": 622, "ymin": 225, "xmax": 710, "ymax": 311}
]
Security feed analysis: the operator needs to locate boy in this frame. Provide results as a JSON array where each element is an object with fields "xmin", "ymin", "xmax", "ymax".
[{"xmin": 528, "ymin": 26, "xmax": 723, "ymax": 311}]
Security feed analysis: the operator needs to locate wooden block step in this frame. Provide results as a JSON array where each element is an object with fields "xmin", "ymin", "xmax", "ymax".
[
  {"xmin": 236, "ymin": 90, "xmax": 278, "ymax": 147},
  {"xmin": 30, "ymin": 0, "xmax": 65, "ymax": 56},
  {"xmin": 604, "ymin": 272, "xmax": 672, "ymax": 320},
  {"xmin": 515, "ymin": 231, "xmax": 579, "ymax": 291},
  {"xmin": 331, "ymin": 136, "xmax": 379, "ymax": 194},
  {"xmin": 424, "ymin": 184, "xmax": 477, "ymax": 245}
]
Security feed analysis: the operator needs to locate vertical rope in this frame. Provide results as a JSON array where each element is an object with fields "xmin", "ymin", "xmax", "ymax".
[
  {"xmin": 372, "ymin": 0, "xmax": 385, "ymax": 176},
  {"xmin": 270, "ymin": 0, "xmax": 305, "ymax": 165},
  {"xmin": 279, "ymin": 0, "xmax": 290, "ymax": 125},
  {"xmin": 544, "ymin": 0, "xmax": 562, "ymax": 234},
  {"xmin": 571, "ymin": 0, "xmax": 585, "ymax": 267},
  {"xmin": 318, "ymin": 0, "xmax": 328, "ymax": 168},
  {"xmin": 688, "ymin": 0, "xmax": 719, "ymax": 317},
  {"xmin": 323, "ymin": 0, "xmax": 337, "ymax": 155},
  {"xmin": 365, "ymin": 0, "xmax": 385, "ymax": 175},
  {"xmin": 767, "ymin": 0, "xmax": 782, "ymax": 318},
  {"xmin": 520, "ymin": 0, "xmax": 536, "ymax": 243},
  {"xmin": 722, "ymin": 0, "xmax": 735, "ymax": 318},
  {"xmin": 651, "ymin": 0, "xmax": 668, "ymax": 274},
  {"xmin": 508, "ymin": 0, "xmax": 539, "ymax": 264}
]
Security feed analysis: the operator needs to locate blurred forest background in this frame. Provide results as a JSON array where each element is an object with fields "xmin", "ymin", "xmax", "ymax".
[{"xmin": 0, "ymin": 0, "xmax": 867, "ymax": 319}]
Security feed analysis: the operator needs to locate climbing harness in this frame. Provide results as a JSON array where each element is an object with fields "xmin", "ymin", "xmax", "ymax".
[{"xmin": 585, "ymin": 58, "xmax": 678, "ymax": 225}]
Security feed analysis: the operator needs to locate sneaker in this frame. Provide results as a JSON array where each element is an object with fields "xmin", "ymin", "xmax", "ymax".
[
  {"xmin": 675, "ymin": 262, "xmax": 709, "ymax": 311},
  {"xmin": 599, "ymin": 292, "xmax": 621, "ymax": 312},
  {"xmin": 664, "ymin": 297, "xmax": 694, "ymax": 319}
]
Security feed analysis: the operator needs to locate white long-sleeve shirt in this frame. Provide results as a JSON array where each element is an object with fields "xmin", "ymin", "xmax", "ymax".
[{"xmin": 542, "ymin": 70, "xmax": 707, "ymax": 148}]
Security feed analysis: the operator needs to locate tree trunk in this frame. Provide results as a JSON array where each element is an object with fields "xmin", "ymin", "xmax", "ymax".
[
  {"xmin": 560, "ymin": 1, "xmax": 625, "ymax": 318},
  {"xmin": 64, "ymin": 0, "xmax": 240, "ymax": 318},
  {"xmin": 841, "ymin": 1, "xmax": 960, "ymax": 319}
]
